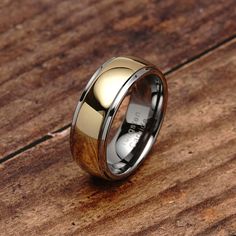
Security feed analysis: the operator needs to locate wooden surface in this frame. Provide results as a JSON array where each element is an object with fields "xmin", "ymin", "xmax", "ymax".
[{"xmin": 0, "ymin": 0, "xmax": 236, "ymax": 235}]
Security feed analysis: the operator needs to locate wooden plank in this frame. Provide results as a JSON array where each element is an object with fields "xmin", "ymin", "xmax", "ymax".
[
  {"xmin": 0, "ymin": 37, "xmax": 235, "ymax": 236},
  {"xmin": 1, "ymin": 0, "xmax": 236, "ymax": 158},
  {"xmin": 0, "ymin": 0, "xmax": 62, "ymax": 33}
]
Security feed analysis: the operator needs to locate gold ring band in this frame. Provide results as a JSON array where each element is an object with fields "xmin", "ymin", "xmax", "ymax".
[{"xmin": 70, "ymin": 56, "xmax": 168, "ymax": 180}]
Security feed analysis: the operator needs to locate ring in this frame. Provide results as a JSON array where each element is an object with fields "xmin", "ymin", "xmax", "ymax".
[{"xmin": 70, "ymin": 56, "xmax": 168, "ymax": 180}]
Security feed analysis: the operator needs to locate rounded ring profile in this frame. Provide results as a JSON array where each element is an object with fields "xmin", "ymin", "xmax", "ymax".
[{"xmin": 70, "ymin": 56, "xmax": 168, "ymax": 180}]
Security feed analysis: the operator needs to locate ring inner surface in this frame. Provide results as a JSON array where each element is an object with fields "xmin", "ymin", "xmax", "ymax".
[{"xmin": 106, "ymin": 74, "xmax": 164, "ymax": 175}]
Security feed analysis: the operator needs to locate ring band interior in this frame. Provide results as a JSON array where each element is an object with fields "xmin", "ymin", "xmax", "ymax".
[{"xmin": 106, "ymin": 74, "xmax": 164, "ymax": 175}]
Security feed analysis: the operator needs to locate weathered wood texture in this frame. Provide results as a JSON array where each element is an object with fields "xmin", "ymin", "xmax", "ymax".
[
  {"xmin": 0, "ymin": 0, "xmax": 236, "ymax": 235},
  {"xmin": 0, "ymin": 36, "xmax": 236, "ymax": 235},
  {"xmin": 0, "ymin": 0, "xmax": 236, "ymax": 158}
]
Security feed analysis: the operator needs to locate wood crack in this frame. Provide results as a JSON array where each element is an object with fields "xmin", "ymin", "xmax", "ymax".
[
  {"xmin": 0, "ymin": 124, "xmax": 70, "ymax": 164},
  {"xmin": 1, "ymin": 34, "xmax": 235, "ymax": 164}
]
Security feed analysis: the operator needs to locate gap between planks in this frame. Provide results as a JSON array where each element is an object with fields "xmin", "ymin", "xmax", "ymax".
[{"xmin": 1, "ymin": 33, "xmax": 236, "ymax": 165}]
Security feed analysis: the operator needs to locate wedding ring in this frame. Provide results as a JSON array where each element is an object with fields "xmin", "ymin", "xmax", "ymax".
[{"xmin": 70, "ymin": 56, "xmax": 168, "ymax": 180}]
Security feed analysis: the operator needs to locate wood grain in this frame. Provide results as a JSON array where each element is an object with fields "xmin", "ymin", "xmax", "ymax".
[
  {"xmin": 0, "ymin": 36, "xmax": 235, "ymax": 235},
  {"xmin": 1, "ymin": 0, "xmax": 236, "ymax": 159}
]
